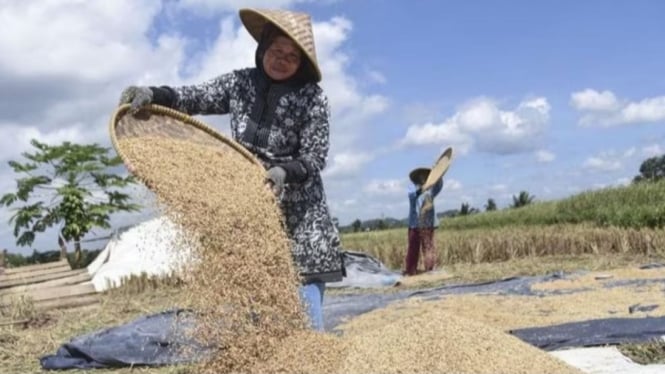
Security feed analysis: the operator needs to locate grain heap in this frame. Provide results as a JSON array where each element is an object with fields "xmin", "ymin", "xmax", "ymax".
[
  {"xmin": 118, "ymin": 136, "xmax": 316, "ymax": 373},
  {"xmin": 338, "ymin": 299, "xmax": 583, "ymax": 374}
]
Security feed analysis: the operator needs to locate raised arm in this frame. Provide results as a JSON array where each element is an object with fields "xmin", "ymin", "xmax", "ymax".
[
  {"xmin": 431, "ymin": 178, "xmax": 444, "ymax": 198},
  {"xmin": 140, "ymin": 71, "xmax": 239, "ymax": 116}
]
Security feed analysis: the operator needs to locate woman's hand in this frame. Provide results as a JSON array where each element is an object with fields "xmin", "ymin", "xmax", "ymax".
[
  {"xmin": 119, "ymin": 86, "xmax": 153, "ymax": 114},
  {"xmin": 265, "ymin": 166, "xmax": 286, "ymax": 196}
]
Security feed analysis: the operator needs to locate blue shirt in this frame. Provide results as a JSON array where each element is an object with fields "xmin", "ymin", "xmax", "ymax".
[{"xmin": 408, "ymin": 178, "xmax": 444, "ymax": 228}]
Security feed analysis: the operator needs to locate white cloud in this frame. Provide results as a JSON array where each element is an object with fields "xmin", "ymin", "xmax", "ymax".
[
  {"xmin": 363, "ymin": 179, "xmax": 406, "ymax": 196},
  {"xmin": 402, "ymin": 121, "xmax": 474, "ymax": 154},
  {"xmin": 342, "ymin": 199, "xmax": 356, "ymax": 206},
  {"xmin": 0, "ymin": 1, "xmax": 163, "ymax": 79},
  {"xmin": 328, "ymin": 193, "xmax": 409, "ymax": 225},
  {"xmin": 571, "ymin": 89, "xmax": 665, "ymax": 126},
  {"xmin": 570, "ymin": 89, "xmax": 620, "ymax": 111},
  {"xmin": 175, "ymin": 0, "xmax": 308, "ymax": 15},
  {"xmin": 642, "ymin": 144, "xmax": 664, "ymax": 157},
  {"xmin": 616, "ymin": 177, "xmax": 632, "ymax": 186},
  {"xmin": 623, "ymin": 147, "xmax": 636, "ymax": 158},
  {"xmin": 367, "ymin": 70, "xmax": 387, "ymax": 85},
  {"xmin": 582, "ymin": 146, "xmax": 643, "ymax": 173},
  {"xmin": 314, "ymin": 17, "xmax": 389, "ymax": 151},
  {"xmin": 443, "ymin": 179, "xmax": 463, "ymax": 191},
  {"xmin": 322, "ymin": 152, "xmax": 374, "ymax": 178},
  {"xmin": 0, "ymin": 0, "xmax": 186, "ymax": 164},
  {"xmin": 583, "ymin": 156, "xmax": 622, "ymax": 172},
  {"xmin": 566, "ymin": 186, "xmax": 582, "ymax": 194},
  {"xmin": 0, "ymin": 123, "xmax": 88, "ymax": 162},
  {"xmin": 622, "ymin": 97, "xmax": 665, "ymax": 123},
  {"xmin": 535, "ymin": 150, "xmax": 556, "ymax": 163},
  {"xmin": 186, "ymin": 16, "xmax": 257, "ymax": 82},
  {"xmin": 490, "ymin": 184, "xmax": 508, "ymax": 192},
  {"xmin": 401, "ymin": 97, "xmax": 550, "ymax": 155}
]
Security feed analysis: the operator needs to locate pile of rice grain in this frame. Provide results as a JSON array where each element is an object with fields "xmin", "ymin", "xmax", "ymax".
[
  {"xmin": 339, "ymin": 300, "xmax": 583, "ymax": 374},
  {"xmin": 118, "ymin": 136, "xmax": 335, "ymax": 373}
]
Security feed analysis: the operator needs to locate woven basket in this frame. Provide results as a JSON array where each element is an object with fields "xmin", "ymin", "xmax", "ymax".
[
  {"xmin": 109, "ymin": 104, "xmax": 264, "ymax": 185},
  {"xmin": 422, "ymin": 147, "xmax": 453, "ymax": 192}
]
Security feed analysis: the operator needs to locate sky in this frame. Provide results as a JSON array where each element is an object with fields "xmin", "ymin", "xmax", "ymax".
[{"xmin": 1, "ymin": 0, "xmax": 665, "ymax": 255}]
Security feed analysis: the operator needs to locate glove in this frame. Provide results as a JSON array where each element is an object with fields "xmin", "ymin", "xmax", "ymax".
[
  {"xmin": 119, "ymin": 86, "xmax": 153, "ymax": 114},
  {"xmin": 266, "ymin": 166, "xmax": 286, "ymax": 196}
]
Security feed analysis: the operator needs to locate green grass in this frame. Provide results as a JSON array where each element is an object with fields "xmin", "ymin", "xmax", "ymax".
[
  {"xmin": 620, "ymin": 339, "xmax": 665, "ymax": 365},
  {"xmin": 441, "ymin": 180, "xmax": 665, "ymax": 230}
]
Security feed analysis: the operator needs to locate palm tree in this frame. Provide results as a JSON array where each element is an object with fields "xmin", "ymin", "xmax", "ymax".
[
  {"xmin": 511, "ymin": 191, "xmax": 535, "ymax": 208},
  {"xmin": 485, "ymin": 198, "xmax": 497, "ymax": 211}
]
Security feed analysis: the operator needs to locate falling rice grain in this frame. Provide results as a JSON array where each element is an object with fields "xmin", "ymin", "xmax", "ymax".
[{"xmin": 118, "ymin": 136, "xmax": 322, "ymax": 373}]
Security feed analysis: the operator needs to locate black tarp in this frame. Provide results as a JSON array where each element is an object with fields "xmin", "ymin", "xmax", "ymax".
[
  {"xmin": 40, "ymin": 309, "xmax": 212, "ymax": 370},
  {"xmin": 510, "ymin": 316, "xmax": 665, "ymax": 351}
]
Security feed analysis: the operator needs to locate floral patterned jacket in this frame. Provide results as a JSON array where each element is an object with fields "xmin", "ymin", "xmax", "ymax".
[{"xmin": 153, "ymin": 67, "xmax": 344, "ymax": 284}]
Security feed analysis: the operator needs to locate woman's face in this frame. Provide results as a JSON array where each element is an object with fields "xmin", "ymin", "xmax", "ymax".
[{"xmin": 262, "ymin": 35, "xmax": 302, "ymax": 81}]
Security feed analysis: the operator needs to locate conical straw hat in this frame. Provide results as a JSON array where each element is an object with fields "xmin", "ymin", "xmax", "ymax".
[{"xmin": 239, "ymin": 8, "xmax": 322, "ymax": 82}]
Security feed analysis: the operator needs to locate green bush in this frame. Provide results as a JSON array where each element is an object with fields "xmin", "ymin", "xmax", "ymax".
[{"xmin": 443, "ymin": 180, "xmax": 665, "ymax": 230}]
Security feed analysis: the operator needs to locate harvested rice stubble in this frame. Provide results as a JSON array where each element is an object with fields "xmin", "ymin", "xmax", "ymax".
[{"xmin": 118, "ymin": 136, "xmax": 336, "ymax": 373}]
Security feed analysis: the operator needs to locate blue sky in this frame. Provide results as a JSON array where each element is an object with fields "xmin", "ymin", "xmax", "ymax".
[{"xmin": 1, "ymin": 0, "xmax": 664, "ymax": 254}]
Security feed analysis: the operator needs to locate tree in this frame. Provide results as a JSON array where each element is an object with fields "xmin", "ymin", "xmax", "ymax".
[
  {"xmin": 511, "ymin": 191, "xmax": 535, "ymax": 208},
  {"xmin": 351, "ymin": 219, "xmax": 362, "ymax": 232},
  {"xmin": 1, "ymin": 140, "xmax": 140, "ymax": 266},
  {"xmin": 633, "ymin": 154, "xmax": 665, "ymax": 183},
  {"xmin": 485, "ymin": 198, "xmax": 497, "ymax": 211},
  {"xmin": 459, "ymin": 203, "xmax": 480, "ymax": 216}
]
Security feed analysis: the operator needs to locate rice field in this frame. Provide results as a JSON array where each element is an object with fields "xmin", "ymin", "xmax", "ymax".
[
  {"xmin": 342, "ymin": 224, "xmax": 665, "ymax": 270},
  {"xmin": 341, "ymin": 177, "xmax": 665, "ymax": 270}
]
